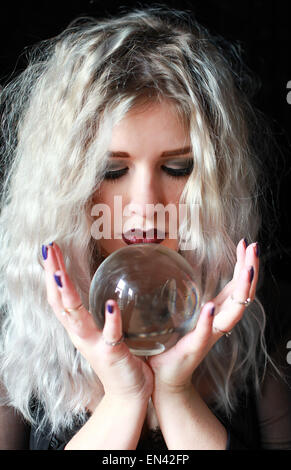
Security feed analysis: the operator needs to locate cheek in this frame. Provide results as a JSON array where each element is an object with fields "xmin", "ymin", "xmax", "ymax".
[
  {"xmin": 96, "ymin": 183, "xmax": 129, "ymax": 218},
  {"xmin": 92, "ymin": 186, "xmax": 117, "ymax": 221},
  {"xmin": 163, "ymin": 176, "xmax": 186, "ymax": 202}
]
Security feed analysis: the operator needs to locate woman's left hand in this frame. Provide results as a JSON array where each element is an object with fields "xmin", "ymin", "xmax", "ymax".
[{"xmin": 148, "ymin": 239, "xmax": 259, "ymax": 393}]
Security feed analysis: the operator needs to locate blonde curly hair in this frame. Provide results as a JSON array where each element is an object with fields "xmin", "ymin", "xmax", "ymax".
[{"xmin": 0, "ymin": 6, "xmax": 268, "ymax": 434}]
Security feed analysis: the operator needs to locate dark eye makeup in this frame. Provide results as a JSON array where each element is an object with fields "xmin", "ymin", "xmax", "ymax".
[{"xmin": 104, "ymin": 158, "xmax": 194, "ymax": 180}]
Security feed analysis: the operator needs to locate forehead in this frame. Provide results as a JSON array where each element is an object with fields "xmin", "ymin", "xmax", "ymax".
[{"xmin": 110, "ymin": 100, "xmax": 190, "ymax": 149}]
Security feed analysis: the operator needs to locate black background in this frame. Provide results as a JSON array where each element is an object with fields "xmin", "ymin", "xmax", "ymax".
[{"xmin": 0, "ymin": 0, "xmax": 290, "ymax": 285}]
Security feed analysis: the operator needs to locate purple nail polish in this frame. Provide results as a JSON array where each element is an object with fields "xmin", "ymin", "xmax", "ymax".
[
  {"xmin": 54, "ymin": 273, "xmax": 62, "ymax": 288},
  {"xmin": 42, "ymin": 245, "xmax": 48, "ymax": 260},
  {"xmin": 107, "ymin": 304, "xmax": 114, "ymax": 314},
  {"xmin": 255, "ymin": 243, "xmax": 260, "ymax": 258},
  {"xmin": 249, "ymin": 266, "xmax": 254, "ymax": 283},
  {"xmin": 243, "ymin": 238, "xmax": 248, "ymax": 248},
  {"xmin": 210, "ymin": 306, "xmax": 215, "ymax": 316}
]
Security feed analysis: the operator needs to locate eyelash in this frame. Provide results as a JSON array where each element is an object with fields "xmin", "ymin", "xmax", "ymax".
[{"xmin": 104, "ymin": 160, "xmax": 194, "ymax": 180}]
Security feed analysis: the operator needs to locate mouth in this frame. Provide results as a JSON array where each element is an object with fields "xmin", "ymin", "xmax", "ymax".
[{"xmin": 122, "ymin": 228, "xmax": 166, "ymax": 245}]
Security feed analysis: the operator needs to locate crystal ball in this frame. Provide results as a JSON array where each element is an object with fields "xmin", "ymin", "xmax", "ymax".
[{"xmin": 89, "ymin": 244, "xmax": 201, "ymax": 356}]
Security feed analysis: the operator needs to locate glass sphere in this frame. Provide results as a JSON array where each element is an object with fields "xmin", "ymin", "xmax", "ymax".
[{"xmin": 89, "ymin": 244, "xmax": 201, "ymax": 356}]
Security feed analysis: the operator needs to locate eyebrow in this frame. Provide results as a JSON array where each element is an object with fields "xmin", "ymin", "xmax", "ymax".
[{"xmin": 107, "ymin": 146, "xmax": 192, "ymax": 158}]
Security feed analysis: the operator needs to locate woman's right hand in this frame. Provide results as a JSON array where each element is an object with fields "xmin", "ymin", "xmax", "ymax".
[{"xmin": 42, "ymin": 242, "xmax": 153, "ymax": 404}]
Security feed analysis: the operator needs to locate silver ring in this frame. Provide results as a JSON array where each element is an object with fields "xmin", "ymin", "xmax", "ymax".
[
  {"xmin": 230, "ymin": 295, "xmax": 252, "ymax": 306},
  {"xmin": 102, "ymin": 334, "xmax": 125, "ymax": 347},
  {"xmin": 213, "ymin": 326, "xmax": 232, "ymax": 337}
]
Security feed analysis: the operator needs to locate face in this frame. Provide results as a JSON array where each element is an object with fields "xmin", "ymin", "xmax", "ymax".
[{"xmin": 92, "ymin": 100, "xmax": 193, "ymax": 258}]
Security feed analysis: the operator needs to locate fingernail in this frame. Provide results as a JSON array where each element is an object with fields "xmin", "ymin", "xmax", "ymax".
[
  {"xmin": 209, "ymin": 306, "xmax": 215, "ymax": 317},
  {"xmin": 42, "ymin": 245, "xmax": 48, "ymax": 260},
  {"xmin": 54, "ymin": 273, "xmax": 62, "ymax": 288},
  {"xmin": 243, "ymin": 238, "xmax": 248, "ymax": 248},
  {"xmin": 49, "ymin": 242, "xmax": 54, "ymax": 246},
  {"xmin": 249, "ymin": 266, "xmax": 254, "ymax": 283},
  {"xmin": 107, "ymin": 303, "xmax": 114, "ymax": 314},
  {"xmin": 255, "ymin": 242, "xmax": 260, "ymax": 258}
]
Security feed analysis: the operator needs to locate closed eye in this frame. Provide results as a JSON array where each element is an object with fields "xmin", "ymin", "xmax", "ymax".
[
  {"xmin": 161, "ymin": 159, "xmax": 193, "ymax": 178},
  {"xmin": 103, "ymin": 158, "xmax": 194, "ymax": 180},
  {"xmin": 103, "ymin": 168, "xmax": 128, "ymax": 180}
]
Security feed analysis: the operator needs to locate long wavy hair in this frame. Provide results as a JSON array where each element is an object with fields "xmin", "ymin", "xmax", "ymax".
[{"xmin": 0, "ymin": 6, "xmax": 272, "ymax": 434}]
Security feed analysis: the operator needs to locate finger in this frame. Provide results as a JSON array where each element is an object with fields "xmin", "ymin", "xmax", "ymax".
[
  {"xmin": 50, "ymin": 241, "xmax": 67, "ymax": 273},
  {"xmin": 233, "ymin": 238, "xmax": 247, "ymax": 282},
  {"xmin": 181, "ymin": 302, "xmax": 215, "ymax": 355},
  {"xmin": 52, "ymin": 241, "xmax": 95, "ymax": 321},
  {"xmin": 42, "ymin": 244, "xmax": 63, "ymax": 313},
  {"xmin": 213, "ymin": 266, "xmax": 252, "ymax": 335},
  {"xmin": 245, "ymin": 242, "xmax": 260, "ymax": 301},
  {"xmin": 102, "ymin": 300, "xmax": 125, "ymax": 347},
  {"xmin": 43, "ymin": 244, "xmax": 96, "ymax": 342},
  {"xmin": 53, "ymin": 268, "xmax": 97, "ymax": 340},
  {"xmin": 212, "ymin": 238, "xmax": 248, "ymax": 307},
  {"xmin": 54, "ymin": 265, "xmax": 83, "ymax": 312}
]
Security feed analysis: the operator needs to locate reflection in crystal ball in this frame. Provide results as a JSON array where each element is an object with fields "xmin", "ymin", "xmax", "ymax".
[{"xmin": 89, "ymin": 244, "xmax": 201, "ymax": 356}]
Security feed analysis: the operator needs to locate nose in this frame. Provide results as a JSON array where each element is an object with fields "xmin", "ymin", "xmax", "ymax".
[{"xmin": 125, "ymin": 166, "xmax": 163, "ymax": 219}]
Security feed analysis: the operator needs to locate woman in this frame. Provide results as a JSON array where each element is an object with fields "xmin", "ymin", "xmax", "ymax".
[{"xmin": 0, "ymin": 7, "xmax": 290, "ymax": 450}]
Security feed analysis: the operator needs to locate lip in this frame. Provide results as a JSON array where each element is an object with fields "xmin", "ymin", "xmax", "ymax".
[{"xmin": 122, "ymin": 228, "xmax": 166, "ymax": 245}]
